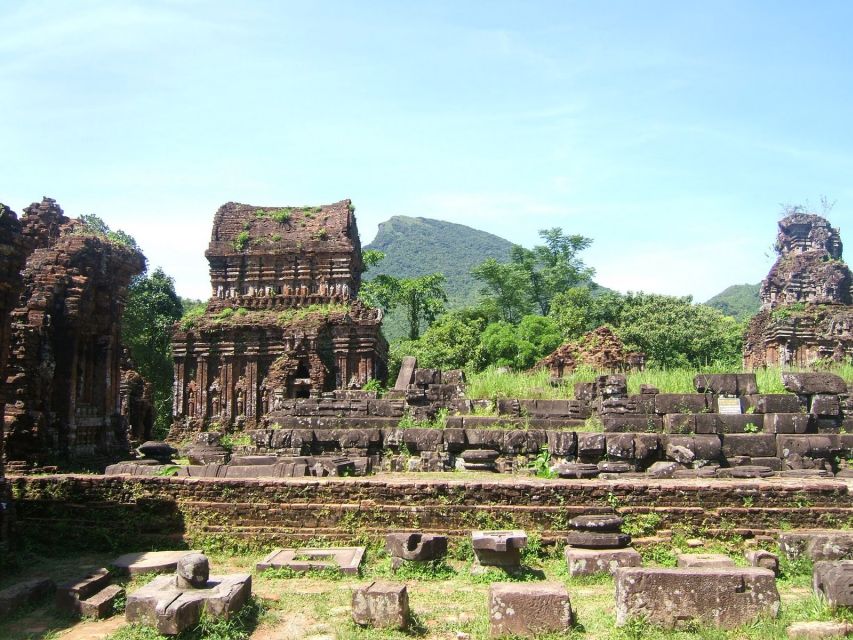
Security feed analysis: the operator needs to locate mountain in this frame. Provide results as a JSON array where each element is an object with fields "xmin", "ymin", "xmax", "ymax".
[
  {"xmin": 363, "ymin": 216, "xmax": 515, "ymax": 340},
  {"xmin": 364, "ymin": 216, "xmax": 515, "ymax": 306},
  {"xmin": 705, "ymin": 283, "xmax": 761, "ymax": 321}
]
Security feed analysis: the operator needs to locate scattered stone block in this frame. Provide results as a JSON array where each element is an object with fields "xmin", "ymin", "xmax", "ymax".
[
  {"xmin": 472, "ymin": 530, "xmax": 527, "ymax": 568},
  {"xmin": 677, "ymin": 553, "xmax": 735, "ymax": 569},
  {"xmin": 569, "ymin": 514, "xmax": 623, "ymax": 532},
  {"xmin": 813, "ymin": 560, "xmax": 853, "ymax": 609},
  {"xmin": 555, "ymin": 462, "xmax": 599, "ymax": 479},
  {"xmin": 256, "ymin": 547, "xmax": 365, "ymax": 575},
  {"xmin": 566, "ymin": 531, "xmax": 631, "ymax": 549},
  {"xmin": 126, "ymin": 569, "xmax": 251, "ymax": 635},
  {"xmin": 694, "ymin": 373, "xmax": 758, "ymax": 396},
  {"xmin": 646, "ymin": 461, "xmax": 679, "ymax": 478},
  {"xmin": 460, "ymin": 449, "xmax": 499, "ymax": 471},
  {"xmin": 394, "ymin": 356, "xmax": 417, "ymax": 390},
  {"xmin": 615, "ymin": 567, "xmax": 780, "ymax": 629},
  {"xmin": 787, "ymin": 621, "xmax": 853, "ymax": 639},
  {"xmin": 745, "ymin": 550, "xmax": 780, "ymax": 576},
  {"xmin": 488, "ymin": 582, "xmax": 573, "ymax": 637},
  {"xmin": 782, "ymin": 372, "xmax": 847, "ymax": 395},
  {"xmin": 0, "ymin": 578, "xmax": 55, "ymax": 617},
  {"xmin": 565, "ymin": 547, "xmax": 642, "ymax": 576},
  {"xmin": 352, "ymin": 581, "xmax": 409, "ymax": 629},
  {"xmin": 385, "ymin": 533, "xmax": 447, "ymax": 568},
  {"xmin": 56, "ymin": 568, "xmax": 123, "ymax": 618},
  {"xmin": 112, "ymin": 550, "xmax": 202, "ymax": 576},
  {"xmin": 779, "ymin": 531, "xmax": 853, "ymax": 561},
  {"xmin": 811, "ymin": 394, "xmax": 841, "ymax": 416}
]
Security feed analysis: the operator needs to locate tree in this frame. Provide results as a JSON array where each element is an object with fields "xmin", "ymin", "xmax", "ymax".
[
  {"xmin": 549, "ymin": 287, "xmax": 625, "ymax": 338},
  {"xmin": 392, "ymin": 309, "xmax": 487, "ymax": 373},
  {"xmin": 78, "ymin": 214, "xmax": 139, "ymax": 250},
  {"xmin": 480, "ymin": 314, "xmax": 562, "ymax": 370},
  {"xmin": 360, "ymin": 273, "xmax": 448, "ymax": 340},
  {"xmin": 122, "ymin": 268, "xmax": 184, "ymax": 437},
  {"xmin": 471, "ymin": 258, "xmax": 533, "ymax": 323},
  {"xmin": 615, "ymin": 293, "xmax": 744, "ymax": 368},
  {"xmin": 472, "ymin": 228, "xmax": 594, "ymax": 321}
]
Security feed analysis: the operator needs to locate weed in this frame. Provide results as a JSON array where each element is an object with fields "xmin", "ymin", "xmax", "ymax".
[{"xmin": 232, "ymin": 231, "xmax": 250, "ymax": 252}]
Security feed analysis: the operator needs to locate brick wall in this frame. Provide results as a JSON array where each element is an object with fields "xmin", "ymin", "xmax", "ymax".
[{"xmin": 9, "ymin": 475, "xmax": 852, "ymax": 553}]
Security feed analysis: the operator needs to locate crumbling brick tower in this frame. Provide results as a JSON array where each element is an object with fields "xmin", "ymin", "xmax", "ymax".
[
  {"xmin": 744, "ymin": 212, "xmax": 853, "ymax": 368},
  {"xmin": 3, "ymin": 198, "xmax": 146, "ymax": 468},
  {"xmin": 170, "ymin": 200, "xmax": 387, "ymax": 433},
  {"xmin": 0, "ymin": 204, "xmax": 28, "ymax": 559}
]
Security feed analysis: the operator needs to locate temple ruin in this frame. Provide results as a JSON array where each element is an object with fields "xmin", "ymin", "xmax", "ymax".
[
  {"xmin": 170, "ymin": 200, "xmax": 387, "ymax": 434},
  {"xmin": 536, "ymin": 326, "xmax": 645, "ymax": 378},
  {"xmin": 2, "ymin": 198, "xmax": 147, "ymax": 469},
  {"xmin": 744, "ymin": 212, "xmax": 853, "ymax": 368}
]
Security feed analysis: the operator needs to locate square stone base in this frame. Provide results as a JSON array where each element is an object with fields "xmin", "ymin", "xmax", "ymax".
[
  {"xmin": 489, "ymin": 582, "xmax": 573, "ymax": 637},
  {"xmin": 565, "ymin": 546, "xmax": 642, "ymax": 576}
]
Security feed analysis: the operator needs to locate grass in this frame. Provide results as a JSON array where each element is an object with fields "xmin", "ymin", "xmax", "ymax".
[
  {"xmin": 0, "ymin": 540, "xmax": 848, "ymax": 640},
  {"xmin": 466, "ymin": 364, "xmax": 853, "ymax": 399}
]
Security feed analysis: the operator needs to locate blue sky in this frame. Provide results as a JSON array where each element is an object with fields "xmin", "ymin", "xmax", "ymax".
[{"xmin": 2, "ymin": 1, "xmax": 851, "ymax": 302}]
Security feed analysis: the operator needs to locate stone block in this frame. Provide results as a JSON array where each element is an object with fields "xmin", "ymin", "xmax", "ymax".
[
  {"xmin": 352, "ymin": 581, "xmax": 410, "ymax": 629},
  {"xmin": 488, "ymin": 582, "xmax": 573, "ymax": 638},
  {"xmin": 566, "ymin": 531, "xmax": 631, "ymax": 548},
  {"xmin": 813, "ymin": 560, "xmax": 853, "ymax": 609},
  {"xmin": 811, "ymin": 394, "xmax": 841, "ymax": 417},
  {"xmin": 602, "ymin": 414, "xmax": 662, "ymax": 432},
  {"xmin": 555, "ymin": 462, "xmax": 600, "ymax": 479},
  {"xmin": 385, "ymin": 533, "xmax": 447, "ymax": 562},
  {"xmin": 677, "ymin": 553, "xmax": 735, "ymax": 569},
  {"xmin": 0, "ymin": 578, "xmax": 55, "ymax": 618},
  {"xmin": 721, "ymin": 433, "xmax": 776, "ymax": 458},
  {"xmin": 782, "ymin": 372, "xmax": 847, "ymax": 395},
  {"xmin": 112, "ymin": 550, "xmax": 202, "ymax": 576},
  {"xmin": 646, "ymin": 461, "xmax": 678, "ymax": 478},
  {"xmin": 472, "ymin": 530, "xmax": 527, "ymax": 567},
  {"xmin": 787, "ymin": 621, "xmax": 853, "ymax": 639},
  {"xmin": 655, "ymin": 393, "xmax": 707, "ymax": 414},
  {"xmin": 633, "ymin": 433, "xmax": 660, "ymax": 460},
  {"xmin": 394, "ymin": 356, "xmax": 417, "ymax": 390},
  {"xmin": 577, "ymin": 432, "xmax": 606, "ymax": 458},
  {"xmin": 565, "ymin": 547, "xmax": 642, "ymax": 576},
  {"xmin": 745, "ymin": 550, "xmax": 779, "ymax": 576},
  {"xmin": 694, "ymin": 373, "xmax": 758, "ymax": 396},
  {"xmin": 779, "ymin": 531, "xmax": 853, "ymax": 561},
  {"xmin": 764, "ymin": 413, "xmax": 811, "ymax": 434},
  {"xmin": 744, "ymin": 394, "xmax": 802, "ymax": 414},
  {"xmin": 664, "ymin": 414, "xmax": 696, "ymax": 434},
  {"xmin": 615, "ymin": 567, "xmax": 780, "ymax": 629},
  {"xmin": 56, "ymin": 568, "xmax": 112, "ymax": 616},
  {"xmin": 605, "ymin": 433, "xmax": 634, "ymax": 459},
  {"xmin": 125, "ymin": 572, "xmax": 251, "ymax": 635},
  {"xmin": 569, "ymin": 514, "xmax": 623, "ymax": 531}
]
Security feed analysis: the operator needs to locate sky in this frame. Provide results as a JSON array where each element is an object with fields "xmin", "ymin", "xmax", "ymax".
[{"xmin": 1, "ymin": 0, "xmax": 852, "ymax": 302}]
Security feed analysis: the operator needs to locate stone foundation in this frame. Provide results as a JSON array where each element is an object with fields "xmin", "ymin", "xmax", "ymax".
[{"xmin": 7, "ymin": 474, "xmax": 853, "ymax": 552}]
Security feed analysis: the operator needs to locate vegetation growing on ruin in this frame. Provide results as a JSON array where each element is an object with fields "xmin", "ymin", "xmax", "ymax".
[
  {"xmin": 76, "ymin": 213, "xmax": 140, "ymax": 250},
  {"xmin": 232, "ymin": 230, "xmax": 250, "ymax": 251}
]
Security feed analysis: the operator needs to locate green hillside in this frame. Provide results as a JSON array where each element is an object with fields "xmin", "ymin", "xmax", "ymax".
[
  {"xmin": 363, "ymin": 216, "xmax": 515, "ymax": 340},
  {"xmin": 705, "ymin": 283, "xmax": 761, "ymax": 320},
  {"xmin": 364, "ymin": 216, "xmax": 514, "ymax": 306}
]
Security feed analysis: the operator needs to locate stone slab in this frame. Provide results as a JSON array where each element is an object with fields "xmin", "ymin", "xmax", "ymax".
[
  {"xmin": 489, "ymin": 582, "xmax": 573, "ymax": 637},
  {"xmin": 565, "ymin": 547, "xmax": 642, "ymax": 576},
  {"xmin": 394, "ymin": 356, "xmax": 417, "ymax": 391},
  {"xmin": 566, "ymin": 531, "xmax": 631, "ymax": 549},
  {"xmin": 255, "ymin": 547, "xmax": 365, "ymax": 575},
  {"xmin": 779, "ymin": 531, "xmax": 853, "ymax": 561},
  {"xmin": 80, "ymin": 584, "xmax": 124, "ymax": 619},
  {"xmin": 745, "ymin": 550, "xmax": 780, "ymax": 576},
  {"xmin": 787, "ymin": 621, "xmax": 853, "ymax": 639},
  {"xmin": 615, "ymin": 567, "xmax": 780, "ymax": 629},
  {"xmin": 112, "ymin": 550, "xmax": 202, "ymax": 576},
  {"xmin": 677, "ymin": 553, "xmax": 736, "ymax": 569}
]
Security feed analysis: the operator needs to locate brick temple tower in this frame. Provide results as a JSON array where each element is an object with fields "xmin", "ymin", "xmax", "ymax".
[{"xmin": 170, "ymin": 200, "xmax": 387, "ymax": 433}]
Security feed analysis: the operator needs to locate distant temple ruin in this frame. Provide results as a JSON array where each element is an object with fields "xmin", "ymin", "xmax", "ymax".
[
  {"xmin": 744, "ymin": 212, "xmax": 853, "ymax": 368},
  {"xmin": 2, "ymin": 198, "xmax": 148, "ymax": 469},
  {"xmin": 170, "ymin": 200, "xmax": 387, "ymax": 433},
  {"xmin": 536, "ymin": 326, "xmax": 645, "ymax": 378}
]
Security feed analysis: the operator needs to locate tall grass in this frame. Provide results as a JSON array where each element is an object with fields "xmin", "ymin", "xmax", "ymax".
[{"xmin": 466, "ymin": 364, "xmax": 853, "ymax": 399}]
